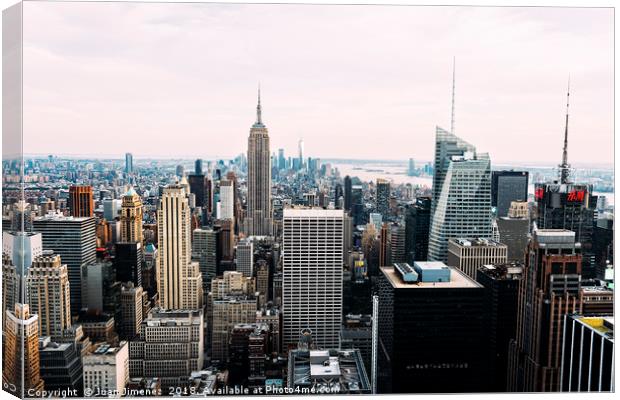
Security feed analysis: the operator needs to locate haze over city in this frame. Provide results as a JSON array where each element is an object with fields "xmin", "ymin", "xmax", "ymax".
[{"xmin": 22, "ymin": 2, "xmax": 613, "ymax": 165}]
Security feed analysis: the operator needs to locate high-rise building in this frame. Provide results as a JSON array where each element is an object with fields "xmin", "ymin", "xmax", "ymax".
[
  {"xmin": 2, "ymin": 304, "xmax": 45, "ymax": 397},
  {"xmin": 447, "ymin": 238, "xmax": 508, "ymax": 280},
  {"xmin": 120, "ymin": 282, "xmax": 143, "ymax": 340},
  {"xmin": 33, "ymin": 212, "xmax": 97, "ymax": 315},
  {"xmin": 593, "ymin": 214, "xmax": 613, "ymax": 279},
  {"xmin": 535, "ymin": 85, "xmax": 597, "ymax": 279},
  {"xmin": 496, "ymin": 201, "xmax": 530, "ymax": 263},
  {"xmin": 83, "ymin": 342, "xmax": 130, "ymax": 396},
  {"xmin": 476, "ymin": 263, "xmax": 523, "ymax": 392},
  {"xmin": 245, "ymin": 89, "xmax": 272, "ymax": 236},
  {"xmin": 298, "ymin": 138, "xmax": 305, "ymax": 170},
  {"xmin": 81, "ymin": 259, "xmax": 120, "ymax": 317},
  {"xmin": 491, "ymin": 171, "xmax": 529, "ymax": 217},
  {"xmin": 125, "ymin": 153, "xmax": 133, "ymax": 174},
  {"xmin": 344, "ymin": 176, "xmax": 353, "ymax": 212},
  {"xmin": 192, "ymin": 228, "xmax": 218, "ymax": 302},
  {"xmin": 390, "ymin": 223, "xmax": 406, "ymax": 263},
  {"xmin": 188, "ymin": 174, "xmax": 206, "ymax": 208},
  {"xmin": 69, "ymin": 185, "xmax": 94, "ymax": 218},
  {"xmin": 115, "ymin": 242, "xmax": 143, "ymax": 287},
  {"xmin": 282, "ymin": 208, "xmax": 343, "ymax": 350},
  {"xmin": 218, "ymin": 180, "xmax": 234, "ymax": 220},
  {"xmin": 39, "ymin": 337, "xmax": 83, "ymax": 394},
  {"xmin": 195, "ymin": 159, "xmax": 203, "ymax": 175},
  {"xmin": 26, "ymin": 251, "xmax": 72, "ymax": 340},
  {"xmin": 508, "ymin": 229, "xmax": 582, "ymax": 392},
  {"xmin": 379, "ymin": 223, "xmax": 390, "ymax": 267},
  {"xmin": 120, "ymin": 187, "xmax": 143, "ymax": 243},
  {"xmin": 560, "ymin": 316, "xmax": 614, "ymax": 392},
  {"xmin": 405, "ymin": 196, "xmax": 431, "ymax": 263},
  {"xmin": 278, "ymin": 148, "xmax": 286, "ymax": 170},
  {"xmin": 256, "ymin": 261, "xmax": 269, "ymax": 308},
  {"xmin": 428, "ymin": 128, "xmax": 492, "ymax": 262},
  {"xmin": 351, "ymin": 185, "xmax": 365, "ymax": 226},
  {"xmin": 376, "ymin": 179, "xmax": 390, "ymax": 218},
  {"xmin": 236, "ymin": 238, "xmax": 254, "ymax": 278},
  {"xmin": 129, "ymin": 309, "xmax": 204, "ymax": 388},
  {"xmin": 157, "ymin": 185, "xmax": 203, "ymax": 309},
  {"xmin": 2, "ymin": 231, "xmax": 43, "ymax": 275},
  {"xmin": 378, "ymin": 263, "xmax": 487, "ymax": 393}
]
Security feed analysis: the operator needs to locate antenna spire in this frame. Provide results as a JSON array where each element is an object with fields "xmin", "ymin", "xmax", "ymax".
[
  {"xmin": 256, "ymin": 83, "xmax": 262, "ymax": 124},
  {"xmin": 559, "ymin": 76, "xmax": 571, "ymax": 184},
  {"xmin": 451, "ymin": 56, "xmax": 456, "ymax": 135}
]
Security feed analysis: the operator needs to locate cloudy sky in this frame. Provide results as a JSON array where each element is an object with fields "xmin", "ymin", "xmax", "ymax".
[{"xmin": 22, "ymin": 2, "xmax": 613, "ymax": 165}]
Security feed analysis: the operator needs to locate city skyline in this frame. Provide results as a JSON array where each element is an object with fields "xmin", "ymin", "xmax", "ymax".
[{"xmin": 23, "ymin": 3, "xmax": 613, "ymax": 164}]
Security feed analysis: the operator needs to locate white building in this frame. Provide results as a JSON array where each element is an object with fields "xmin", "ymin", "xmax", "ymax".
[
  {"xmin": 428, "ymin": 127, "xmax": 492, "ymax": 262},
  {"xmin": 218, "ymin": 180, "xmax": 235, "ymax": 220},
  {"xmin": 83, "ymin": 342, "xmax": 129, "ymax": 397},
  {"xmin": 236, "ymin": 239, "xmax": 254, "ymax": 277},
  {"xmin": 282, "ymin": 208, "xmax": 343, "ymax": 349},
  {"xmin": 129, "ymin": 309, "xmax": 204, "ymax": 389}
]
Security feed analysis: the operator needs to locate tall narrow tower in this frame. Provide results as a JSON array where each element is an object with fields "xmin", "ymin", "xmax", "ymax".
[
  {"xmin": 246, "ymin": 87, "xmax": 273, "ymax": 236},
  {"xmin": 559, "ymin": 78, "xmax": 571, "ymax": 184},
  {"xmin": 157, "ymin": 185, "xmax": 203, "ymax": 309},
  {"xmin": 120, "ymin": 187, "xmax": 144, "ymax": 243}
]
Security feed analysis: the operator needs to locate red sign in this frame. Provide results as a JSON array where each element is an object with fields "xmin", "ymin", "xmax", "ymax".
[
  {"xmin": 535, "ymin": 188, "xmax": 544, "ymax": 200},
  {"xmin": 567, "ymin": 190, "xmax": 585, "ymax": 202}
]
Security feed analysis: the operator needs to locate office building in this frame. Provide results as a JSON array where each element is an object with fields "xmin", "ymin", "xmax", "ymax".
[
  {"xmin": 492, "ymin": 171, "xmax": 529, "ymax": 217},
  {"xmin": 2, "ymin": 231, "xmax": 43, "ymax": 274},
  {"xmin": 378, "ymin": 263, "xmax": 486, "ymax": 393},
  {"xmin": 428, "ymin": 128, "xmax": 492, "ymax": 262},
  {"xmin": 188, "ymin": 173, "xmax": 206, "ymax": 208},
  {"xmin": 192, "ymin": 228, "xmax": 218, "ymax": 301},
  {"xmin": 236, "ymin": 238, "xmax": 254, "ymax": 278},
  {"xmin": 389, "ymin": 223, "xmax": 406, "ymax": 264},
  {"xmin": 447, "ymin": 238, "xmax": 507, "ymax": 280},
  {"xmin": 2, "ymin": 304, "xmax": 45, "ymax": 396},
  {"xmin": 33, "ymin": 212, "xmax": 97, "ymax": 314},
  {"xmin": 344, "ymin": 176, "xmax": 352, "ymax": 212},
  {"xmin": 287, "ymin": 349, "xmax": 371, "ymax": 394},
  {"xmin": 376, "ymin": 179, "xmax": 390, "ymax": 218},
  {"xmin": 115, "ymin": 241, "xmax": 143, "ymax": 287},
  {"xmin": 129, "ymin": 309, "xmax": 204, "ymax": 388},
  {"xmin": 120, "ymin": 282, "xmax": 143, "ymax": 340},
  {"xmin": 256, "ymin": 261, "xmax": 269, "ymax": 308},
  {"xmin": 39, "ymin": 337, "xmax": 83, "ymax": 394},
  {"xmin": 120, "ymin": 187, "xmax": 143, "ymax": 243},
  {"xmin": 508, "ymin": 229, "xmax": 582, "ymax": 392},
  {"xmin": 81, "ymin": 259, "xmax": 120, "ymax": 317},
  {"xmin": 69, "ymin": 185, "xmax": 94, "ymax": 218},
  {"xmin": 282, "ymin": 208, "xmax": 343, "ymax": 350},
  {"xmin": 256, "ymin": 306, "xmax": 281, "ymax": 354},
  {"xmin": 496, "ymin": 201, "xmax": 530, "ymax": 263},
  {"xmin": 26, "ymin": 251, "xmax": 72, "ymax": 340},
  {"xmin": 405, "ymin": 196, "xmax": 431, "ymax": 263},
  {"xmin": 351, "ymin": 185, "xmax": 365, "ymax": 226},
  {"xmin": 157, "ymin": 185, "xmax": 203, "ymax": 309},
  {"xmin": 125, "ymin": 153, "xmax": 133, "ymax": 174},
  {"xmin": 476, "ymin": 263, "xmax": 523, "ymax": 392},
  {"xmin": 245, "ymin": 89, "xmax": 273, "ymax": 236},
  {"xmin": 560, "ymin": 316, "xmax": 614, "ymax": 392},
  {"xmin": 219, "ymin": 180, "xmax": 235, "ymax": 220},
  {"xmin": 83, "ymin": 342, "xmax": 130, "ymax": 396}
]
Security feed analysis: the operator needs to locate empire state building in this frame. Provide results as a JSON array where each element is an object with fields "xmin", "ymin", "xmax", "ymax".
[{"xmin": 245, "ymin": 89, "xmax": 272, "ymax": 236}]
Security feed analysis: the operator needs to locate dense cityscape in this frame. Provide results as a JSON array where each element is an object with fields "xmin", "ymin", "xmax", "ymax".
[{"xmin": 1, "ymin": 82, "xmax": 614, "ymax": 397}]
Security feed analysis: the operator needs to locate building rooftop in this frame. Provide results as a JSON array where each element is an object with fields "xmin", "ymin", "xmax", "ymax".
[
  {"xmin": 381, "ymin": 265, "xmax": 481, "ymax": 289},
  {"xmin": 575, "ymin": 316, "xmax": 614, "ymax": 341},
  {"xmin": 451, "ymin": 238, "xmax": 506, "ymax": 247},
  {"xmin": 284, "ymin": 208, "xmax": 344, "ymax": 218}
]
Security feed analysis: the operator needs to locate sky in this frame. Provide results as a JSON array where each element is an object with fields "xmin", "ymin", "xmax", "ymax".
[{"xmin": 22, "ymin": 2, "xmax": 613, "ymax": 165}]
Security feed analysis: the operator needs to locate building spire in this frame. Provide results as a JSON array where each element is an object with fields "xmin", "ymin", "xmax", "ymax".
[
  {"xmin": 451, "ymin": 56, "xmax": 456, "ymax": 135},
  {"xmin": 256, "ymin": 83, "xmax": 262, "ymax": 124},
  {"xmin": 559, "ymin": 76, "xmax": 571, "ymax": 184}
]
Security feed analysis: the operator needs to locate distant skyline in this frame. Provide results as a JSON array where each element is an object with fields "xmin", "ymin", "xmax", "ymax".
[{"xmin": 23, "ymin": 3, "xmax": 613, "ymax": 164}]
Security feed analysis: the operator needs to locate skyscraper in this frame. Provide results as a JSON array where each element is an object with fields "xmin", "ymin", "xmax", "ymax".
[
  {"xmin": 344, "ymin": 175, "xmax": 352, "ymax": 212},
  {"xmin": 298, "ymin": 138, "xmax": 305, "ymax": 170},
  {"xmin": 33, "ymin": 212, "xmax": 97, "ymax": 315},
  {"xmin": 496, "ymin": 201, "xmax": 530, "ymax": 263},
  {"xmin": 120, "ymin": 187, "xmax": 143, "ymax": 243},
  {"xmin": 69, "ymin": 185, "xmax": 94, "ymax": 218},
  {"xmin": 195, "ymin": 158, "xmax": 203, "ymax": 175},
  {"xmin": 246, "ymin": 88, "xmax": 273, "ymax": 236},
  {"xmin": 377, "ymin": 263, "xmax": 487, "ymax": 393},
  {"xmin": 376, "ymin": 178, "xmax": 390, "ymax": 218},
  {"xmin": 447, "ymin": 238, "xmax": 508, "ymax": 280},
  {"xmin": 508, "ymin": 229, "xmax": 582, "ymax": 392},
  {"xmin": 282, "ymin": 208, "xmax": 343, "ymax": 350},
  {"xmin": 278, "ymin": 148, "xmax": 286, "ymax": 170},
  {"xmin": 125, "ymin": 153, "xmax": 133, "ymax": 174},
  {"xmin": 218, "ymin": 180, "xmax": 234, "ymax": 220},
  {"xmin": 192, "ymin": 228, "xmax": 218, "ymax": 302},
  {"xmin": 26, "ymin": 251, "xmax": 72, "ymax": 340},
  {"xmin": 236, "ymin": 238, "xmax": 254, "ymax": 278},
  {"xmin": 534, "ymin": 83, "xmax": 598, "ymax": 279},
  {"xmin": 491, "ymin": 171, "xmax": 529, "ymax": 217},
  {"xmin": 428, "ymin": 128, "xmax": 492, "ymax": 262},
  {"xmin": 157, "ymin": 185, "xmax": 203, "ymax": 309},
  {"xmin": 404, "ymin": 196, "xmax": 431, "ymax": 263},
  {"xmin": 2, "ymin": 304, "xmax": 45, "ymax": 397}
]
